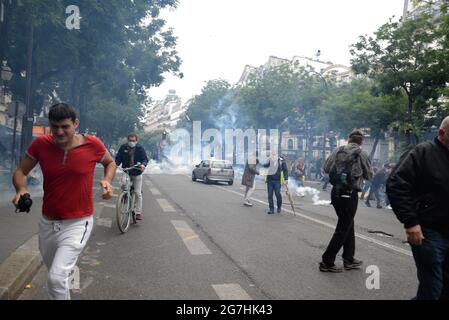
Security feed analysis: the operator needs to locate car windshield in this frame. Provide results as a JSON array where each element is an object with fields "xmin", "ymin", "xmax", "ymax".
[{"xmin": 212, "ymin": 161, "xmax": 232, "ymax": 169}]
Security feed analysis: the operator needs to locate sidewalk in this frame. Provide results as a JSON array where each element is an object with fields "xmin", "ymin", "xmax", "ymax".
[
  {"xmin": 0, "ymin": 168, "xmax": 117, "ymax": 299},
  {"xmin": 0, "ymin": 185, "xmax": 44, "ymax": 299}
]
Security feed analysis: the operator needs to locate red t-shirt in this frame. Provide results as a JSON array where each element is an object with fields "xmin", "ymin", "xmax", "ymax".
[{"xmin": 27, "ymin": 135, "xmax": 106, "ymax": 219}]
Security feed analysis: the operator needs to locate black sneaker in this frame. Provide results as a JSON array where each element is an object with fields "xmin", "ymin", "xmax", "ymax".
[
  {"xmin": 365, "ymin": 201, "xmax": 371, "ymax": 207},
  {"xmin": 277, "ymin": 208, "xmax": 282, "ymax": 213},
  {"xmin": 343, "ymin": 258, "xmax": 363, "ymax": 270},
  {"xmin": 319, "ymin": 262, "xmax": 343, "ymax": 273},
  {"xmin": 267, "ymin": 210, "xmax": 274, "ymax": 214}
]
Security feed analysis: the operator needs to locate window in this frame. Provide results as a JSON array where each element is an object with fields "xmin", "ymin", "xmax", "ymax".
[{"xmin": 212, "ymin": 161, "xmax": 232, "ymax": 169}]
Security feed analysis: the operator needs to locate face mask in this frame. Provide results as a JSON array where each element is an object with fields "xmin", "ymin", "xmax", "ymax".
[{"xmin": 128, "ymin": 141, "xmax": 137, "ymax": 148}]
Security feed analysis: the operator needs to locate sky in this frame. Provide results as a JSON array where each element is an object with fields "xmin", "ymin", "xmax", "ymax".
[{"xmin": 149, "ymin": 0, "xmax": 405, "ymax": 103}]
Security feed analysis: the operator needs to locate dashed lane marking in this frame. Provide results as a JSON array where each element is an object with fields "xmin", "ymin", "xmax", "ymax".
[
  {"xmin": 212, "ymin": 284, "xmax": 252, "ymax": 300},
  {"xmin": 149, "ymin": 187, "xmax": 161, "ymax": 195},
  {"xmin": 95, "ymin": 218, "xmax": 112, "ymax": 228},
  {"xmin": 171, "ymin": 220, "xmax": 212, "ymax": 255},
  {"xmin": 157, "ymin": 198, "xmax": 176, "ymax": 212}
]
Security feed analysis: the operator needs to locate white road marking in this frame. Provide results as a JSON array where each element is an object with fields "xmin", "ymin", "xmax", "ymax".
[
  {"xmin": 103, "ymin": 203, "xmax": 116, "ymax": 209},
  {"xmin": 150, "ymin": 187, "xmax": 161, "ymax": 195},
  {"xmin": 212, "ymin": 284, "xmax": 252, "ymax": 300},
  {"xmin": 214, "ymin": 185, "xmax": 413, "ymax": 257},
  {"xmin": 95, "ymin": 218, "xmax": 112, "ymax": 228},
  {"xmin": 171, "ymin": 220, "xmax": 212, "ymax": 255},
  {"xmin": 157, "ymin": 198, "xmax": 176, "ymax": 212},
  {"xmin": 145, "ymin": 179, "xmax": 154, "ymax": 187}
]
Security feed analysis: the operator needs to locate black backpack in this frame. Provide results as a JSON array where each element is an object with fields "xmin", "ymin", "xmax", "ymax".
[{"xmin": 329, "ymin": 147, "xmax": 361, "ymax": 190}]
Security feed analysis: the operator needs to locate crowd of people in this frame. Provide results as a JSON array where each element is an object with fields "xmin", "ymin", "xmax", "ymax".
[{"xmin": 9, "ymin": 101, "xmax": 449, "ymax": 300}]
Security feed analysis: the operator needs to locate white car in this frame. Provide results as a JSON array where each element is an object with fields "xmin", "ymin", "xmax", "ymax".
[{"xmin": 192, "ymin": 160, "xmax": 234, "ymax": 185}]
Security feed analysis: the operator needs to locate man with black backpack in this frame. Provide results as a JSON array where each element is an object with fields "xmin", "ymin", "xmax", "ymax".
[{"xmin": 319, "ymin": 129, "xmax": 373, "ymax": 272}]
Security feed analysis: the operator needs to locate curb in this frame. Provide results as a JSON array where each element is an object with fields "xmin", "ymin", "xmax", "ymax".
[{"xmin": 0, "ymin": 235, "xmax": 43, "ymax": 300}]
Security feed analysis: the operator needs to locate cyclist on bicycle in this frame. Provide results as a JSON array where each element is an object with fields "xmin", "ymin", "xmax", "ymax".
[{"xmin": 115, "ymin": 133, "xmax": 148, "ymax": 220}]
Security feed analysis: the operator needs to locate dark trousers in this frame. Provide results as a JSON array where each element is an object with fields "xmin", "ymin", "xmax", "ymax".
[
  {"xmin": 411, "ymin": 227, "xmax": 449, "ymax": 300},
  {"xmin": 267, "ymin": 180, "xmax": 282, "ymax": 211},
  {"xmin": 366, "ymin": 184, "xmax": 381, "ymax": 207},
  {"xmin": 322, "ymin": 187, "xmax": 358, "ymax": 265},
  {"xmin": 322, "ymin": 176, "xmax": 329, "ymax": 190}
]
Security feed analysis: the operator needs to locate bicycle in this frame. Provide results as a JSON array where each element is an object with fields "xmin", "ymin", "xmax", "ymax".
[{"xmin": 116, "ymin": 163, "xmax": 142, "ymax": 233}]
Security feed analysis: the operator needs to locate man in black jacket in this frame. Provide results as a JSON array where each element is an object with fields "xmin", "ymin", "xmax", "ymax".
[
  {"xmin": 386, "ymin": 116, "xmax": 449, "ymax": 300},
  {"xmin": 115, "ymin": 133, "xmax": 149, "ymax": 220}
]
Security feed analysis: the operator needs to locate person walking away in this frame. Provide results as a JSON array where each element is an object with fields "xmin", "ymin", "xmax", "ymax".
[
  {"xmin": 319, "ymin": 129, "xmax": 373, "ymax": 272},
  {"xmin": 242, "ymin": 155, "xmax": 260, "ymax": 207},
  {"xmin": 360, "ymin": 167, "xmax": 378, "ymax": 200},
  {"xmin": 365, "ymin": 164, "xmax": 389, "ymax": 209},
  {"xmin": 293, "ymin": 158, "xmax": 306, "ymax": 188},
  {"xmin": 12, "ymin": 103, "xmax": 116, "ymax": 300},
  {"xmin": 386, "ymin": 116, "xmax": 449, "ymax": 300}
]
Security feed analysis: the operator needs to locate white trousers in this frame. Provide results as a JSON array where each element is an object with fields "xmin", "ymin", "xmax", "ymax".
[
  {"xmin": 130, "ymin": 175, "xmax": 143, "ymax": 213},
  {"xmin": 38, "ymin": 215, "xmax": 93, "ymax": 300},
  {"xmin": 244, "ymin": 181, "xmax": 256, "ymax": 202}
]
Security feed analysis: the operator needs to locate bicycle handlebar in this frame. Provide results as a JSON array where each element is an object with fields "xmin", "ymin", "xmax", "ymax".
[{"xmin": 122, "ymin": 162, "xmax": 143, "ymax": 172}]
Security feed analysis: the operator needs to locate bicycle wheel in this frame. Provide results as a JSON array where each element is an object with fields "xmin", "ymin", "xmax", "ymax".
[{"xmin": 116, "ymin": 192, "xmax": 131, "ymax": 233}]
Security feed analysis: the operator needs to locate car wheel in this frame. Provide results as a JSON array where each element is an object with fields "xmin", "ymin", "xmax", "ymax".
[
  {"xmin": 192, "ymin": 172, "xmax": 196, "ymax": 181},
  {"xmin": 228, "ymin": 180, "xmax": 233, "ymax": 186},
  {"xmin": 204, "ymin": 175, "xmax": 209, "ymax": 184}
]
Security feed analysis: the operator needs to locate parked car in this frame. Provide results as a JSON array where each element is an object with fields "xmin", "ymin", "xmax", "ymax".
[{"xmin": 192, "ymin": 159, "xmax": 234, "ymax": 185}]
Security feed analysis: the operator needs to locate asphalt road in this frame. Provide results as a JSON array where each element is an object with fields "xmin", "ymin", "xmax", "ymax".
[{"xmin": 19, "ymin": 172, "xmax": 417, "ymax": 300}]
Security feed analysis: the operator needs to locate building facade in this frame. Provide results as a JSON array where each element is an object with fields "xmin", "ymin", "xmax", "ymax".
[
  {"xmin": 144, "ymin": 90, "xmax": 187, "ymax": 133},
  {"xmin": 236, "ymin": 55, "xmax": 355, "ymax": 86}
]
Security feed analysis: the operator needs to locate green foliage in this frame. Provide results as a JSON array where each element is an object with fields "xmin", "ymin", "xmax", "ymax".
[
  {"xmin": 319, "ymin": 78, "xmax": 407, "ymax": 137},
  {"xmin": 177, "ymin": 79, "xmax": 233, "ymax": 130},
  {"xmin": 4, "ymin": 0, "xmax": 181, "ymax": 143},
  {"xmin": 136, "ymin": 129, "xmax": 166, "ymax": 154},
  {"xmin": 350, "ymin": 2, "xmax": 449, "ymax": 135},
  {"xmin": 86, "ymin": 89, "xmax": 143, "ymax": 147}
]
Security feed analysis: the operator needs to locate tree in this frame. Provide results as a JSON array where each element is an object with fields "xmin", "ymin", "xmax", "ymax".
[
  {"xmin": 177, "ymin": 79, "xmax": 233, "ymax": 131},
  {"xmin": 350, "ymin": 2, "xmax": 449, "ymax": 144},
  {"xmin": 319, "ymin": 78, "xmax": 407, "ymax": 159},
  {"xmin": 236, "ymin": 63, "xmax": 329, "ymax": 167},
  {"xmin": 4, "ymin": 0, "xmax": 182, "ymax": 143},
  {"xmin": 236, "ymin": 63, "xmax": 312, "ymax": 130}
]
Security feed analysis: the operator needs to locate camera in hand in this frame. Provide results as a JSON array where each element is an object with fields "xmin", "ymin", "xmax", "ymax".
[{"xmin": 16, "ymin": 193, "xmax": 33, "ymax": 213}]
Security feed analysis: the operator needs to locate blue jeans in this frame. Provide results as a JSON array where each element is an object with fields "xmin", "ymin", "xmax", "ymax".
[
  {"xmin": 267, "ymin": 180, "xmax": 282, "ymax": 211},
  {"xmin": 411, "ymin": 227, "xmax": 449, "ymax": 300}
]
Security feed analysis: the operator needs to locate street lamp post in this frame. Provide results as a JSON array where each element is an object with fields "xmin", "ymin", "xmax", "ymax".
[
  {"xmin": 10, "ymin": 100, "xmax": 18, "ymax": 171},
  {"xmin": 20, "ymin": 23, "xmax": 34, "ymax": 160},
  {"xmin": 1, "ymin": 60, "xmax": 13, "ymax": 171}
]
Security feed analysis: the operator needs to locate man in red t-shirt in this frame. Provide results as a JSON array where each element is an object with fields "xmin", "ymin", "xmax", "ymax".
[{"xmin": 12, "ymin": 103, "xmax": 116, "ymax": 300}]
